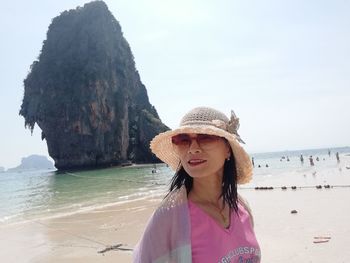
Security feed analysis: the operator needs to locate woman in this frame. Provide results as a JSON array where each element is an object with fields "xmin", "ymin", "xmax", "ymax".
[{"xmin": 133, "ymin": 106, "xmax": 260, "ymax": 263}]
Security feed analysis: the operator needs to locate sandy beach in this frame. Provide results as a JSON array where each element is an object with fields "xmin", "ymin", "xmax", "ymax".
[{"xmin": 1, "ymin": 183, "xmax": 350, "ymax": 263}]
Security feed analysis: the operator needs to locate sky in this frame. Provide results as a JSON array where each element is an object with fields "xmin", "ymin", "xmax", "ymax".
[{"xmin": 0, "ymin": 0, "xmax": 349, "ymax": 169}]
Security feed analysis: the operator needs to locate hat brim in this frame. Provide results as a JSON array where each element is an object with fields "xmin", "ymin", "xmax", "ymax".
[{"xmin": 150, "ymin": 125, "xmax": 253, "ymax": 184}]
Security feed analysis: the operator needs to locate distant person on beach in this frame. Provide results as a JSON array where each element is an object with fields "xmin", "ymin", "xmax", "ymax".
[
  {"xmin": 328, "ymin": 149, "xmax": 331, "ymax": 156},
  {"xmin": 133, "ymin": 107, "xmax": 260, "ymax": 262},
  {"xmin": 300, "ymin": 154, "xmax": 304, "ymax": 164},
  {"xmin": 252, "ymin": 157, "xmax": 255, "ymax": 167},
  {"xmin": 309, "ymin": 156, "xmax": 314, "ymax": 166},
  {"xmin": 336, "ymin": 152, "xmax": 340, "ymax": 163},
  {"xmin": 152, "ymin": 164, "xmax": 157, "ymax": 173}
]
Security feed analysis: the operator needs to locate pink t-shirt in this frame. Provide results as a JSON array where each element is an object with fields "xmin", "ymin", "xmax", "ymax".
[{"xmin": 189, "ymin": 200, "xmax": 261, "ymax": 263}]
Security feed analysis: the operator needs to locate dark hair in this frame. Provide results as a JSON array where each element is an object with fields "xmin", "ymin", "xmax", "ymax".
[{"xmin": 168, "ymin": 148, "xmax": 238, "ymax": 212}]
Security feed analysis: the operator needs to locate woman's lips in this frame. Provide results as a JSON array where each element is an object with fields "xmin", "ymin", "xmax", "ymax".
[{"xmin": 188, "ymin": 159, "xmax": 206, "ymax": 166}]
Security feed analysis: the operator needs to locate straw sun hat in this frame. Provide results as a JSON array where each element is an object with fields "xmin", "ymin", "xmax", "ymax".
[{"xmin": 150, "ymin": 107, "xmax": 253, "ymax": 184}]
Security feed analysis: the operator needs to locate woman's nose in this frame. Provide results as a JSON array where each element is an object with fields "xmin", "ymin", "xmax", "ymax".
[{"xmin": 188, "ymin": 138, "xmax": 201, "ymax": 153}]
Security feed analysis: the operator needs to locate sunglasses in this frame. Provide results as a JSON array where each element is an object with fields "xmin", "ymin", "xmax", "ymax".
[{"xmin": 171, "ymin": 133, "xmax": 221, "ymax": 151}]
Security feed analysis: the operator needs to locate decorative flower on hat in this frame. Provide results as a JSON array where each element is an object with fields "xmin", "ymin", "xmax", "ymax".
[
  {"xmin": 228, "ymin": 110, "xmax": 245, "ymax": 144},
  {"xmin": 210, "ymin": 111, "xmax": 245, "ymax": 143}
]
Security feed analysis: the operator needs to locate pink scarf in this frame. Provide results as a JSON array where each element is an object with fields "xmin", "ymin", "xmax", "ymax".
[{"xmin": 133, "ymin": 186, "xmax": 192, "ymax": 262}]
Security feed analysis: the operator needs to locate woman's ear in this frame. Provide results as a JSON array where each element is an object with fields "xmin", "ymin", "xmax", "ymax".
[
  {"xmin": 224, "ymin": 140, "xmax": 232, "ymax": 160},
  {"xmin": 226, "ymin": 148, "xmax": 231, "ymax": 160}
]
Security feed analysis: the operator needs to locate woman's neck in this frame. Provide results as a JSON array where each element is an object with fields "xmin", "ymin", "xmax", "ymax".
[
  {"xmin": 189, "ymin": 175, "xmax": 231, "ymax": 228},
  {"xmin": 189, "ymin": 175, "xmax": 223, "ymax": 206}
]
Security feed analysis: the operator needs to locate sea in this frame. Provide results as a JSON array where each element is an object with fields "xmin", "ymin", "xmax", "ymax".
[{"xmin": 1, "ymin": 147, "xmax": 349, "ymax": 225}]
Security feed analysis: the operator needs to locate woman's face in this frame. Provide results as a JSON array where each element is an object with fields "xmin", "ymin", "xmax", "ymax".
[{"xmin": 171, "ymin": 133, "xmax": 231, "ymax": 179}]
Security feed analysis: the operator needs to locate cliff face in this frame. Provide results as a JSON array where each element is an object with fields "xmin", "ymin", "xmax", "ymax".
[{"xmin": 19, "ymin": 1, "xmax": 168, "ymax": 170}]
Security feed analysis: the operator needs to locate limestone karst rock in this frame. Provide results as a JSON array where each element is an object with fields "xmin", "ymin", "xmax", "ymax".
[{"xmin": 20, "ymin": 1, "xmax": 169, "ymax": 170}]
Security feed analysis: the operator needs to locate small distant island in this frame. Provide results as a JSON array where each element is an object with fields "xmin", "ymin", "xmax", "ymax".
[{"xmin": 7, "ymin": 155, "xmax": 55, "ymax": 172}]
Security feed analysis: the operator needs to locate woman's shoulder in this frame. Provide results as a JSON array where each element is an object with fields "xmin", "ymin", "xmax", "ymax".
[
  {"xmin": 156, "ymin": 186, "xmax": 188, "ymax": 211},
  {"xmin": 148, "ymin": 186, "xmax": 189, "ymax": 227},
  {"xmin": 237, "ymin": 194, "xmax": 254, "ymax": 228}
]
